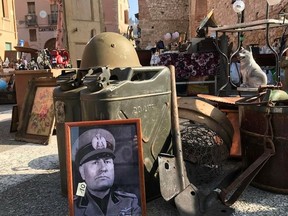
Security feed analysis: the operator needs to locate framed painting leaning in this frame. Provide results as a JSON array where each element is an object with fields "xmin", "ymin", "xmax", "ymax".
[
  {"xmin": 15, "ymin": 77, "xmax": 57, "ymax": 144},
  {"xmin": 65, "ymin": 118, "xmax": 146, "ymax": 216}
]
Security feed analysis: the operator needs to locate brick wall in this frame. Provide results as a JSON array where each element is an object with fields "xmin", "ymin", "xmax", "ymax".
[
  {"xmin": 208, "ymin": 1, "xmax": 288, "ymax": 48},
  {"xmin": 190, "ymin": 0, "xmax": 208, "ymax": 38},
  {"xmin": 138, "ymin": 0, "xmax": 190, "ymax": 49},
  {"xmin": 139, "ymin": 0, "xmax": 288, "ymax": 49}
]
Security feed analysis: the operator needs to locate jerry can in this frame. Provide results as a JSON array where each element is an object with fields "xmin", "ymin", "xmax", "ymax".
[
  {"xmin": 53, "ymin": 69, "xmax": 86, "ymax": 195},
  {"xmin": 80, "ymin": 66, "xmax": 172, "ymax": 200}
]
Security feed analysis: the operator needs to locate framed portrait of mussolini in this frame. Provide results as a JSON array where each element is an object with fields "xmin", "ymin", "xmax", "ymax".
[{"xmin": 65, "ymin": 118, "xmax": 146, "ymax": 216}]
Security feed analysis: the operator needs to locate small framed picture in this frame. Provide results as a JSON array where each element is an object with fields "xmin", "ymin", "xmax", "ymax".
[{"xmin": 65, "ymin": 119, "xmax": 146, "ymax": 216}]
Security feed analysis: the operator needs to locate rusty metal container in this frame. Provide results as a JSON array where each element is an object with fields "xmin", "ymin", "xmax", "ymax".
[{"xmin": 239, "ymin": 104, "xmax": 288, "ymax": 193}]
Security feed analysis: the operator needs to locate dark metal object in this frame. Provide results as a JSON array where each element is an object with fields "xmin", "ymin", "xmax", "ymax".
[
  {"xmin": 83, "ymin": 67, "xmax": 111, "ymax": 92},
  {"xmin": 158, "ymin": 65, "xmax": 234, "ymax": 216},
  {"xmin": 195, "ymin": 90, "xmax": 287, "ymax": 206},
  {"xmin": 56, "ymin": 69, "xmax": 79, "ymax": 91},
  {"xmin": 213, "ymin": 89, "xmax": 288, "ymax": 206},
  {"xmin": 159, "ymin": 65, "xmax": 201, "ymax": 215},
  {"xmin": 218, "ymin": 145, "xmax": 274, "ymax": 206},
  {"xmin": 239, "ymin": 104, "xmax": 288, "ymax": 194}
]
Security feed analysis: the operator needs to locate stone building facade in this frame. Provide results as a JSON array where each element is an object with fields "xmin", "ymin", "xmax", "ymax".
[
  {"xmin": 138, "ymin": 0, "xmax": 288, "ymax": 49},
  {"xmin": 15, "ymin": 0, "xmax": 58, "ymax": 51},
  {"xmin": 14, "ymin": 0, "xmax": 129, "ymax": 66},
  {"xmin": 102, "ymin": 0, "xmax": 129, "ymax": 34},
  {"xmin": 0, "ymin": 0, "xmax": 18, "ymax": 61}
]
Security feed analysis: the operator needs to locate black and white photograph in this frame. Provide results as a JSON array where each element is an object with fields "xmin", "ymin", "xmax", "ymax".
[{"xmin": 65, "ymin": 119, "xmax": 146, "ymax": 216}]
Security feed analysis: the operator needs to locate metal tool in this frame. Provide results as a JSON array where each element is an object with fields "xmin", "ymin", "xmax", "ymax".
[{"xmin": 158, "ymin": 65, "xmax": 234, "ymax": 216}]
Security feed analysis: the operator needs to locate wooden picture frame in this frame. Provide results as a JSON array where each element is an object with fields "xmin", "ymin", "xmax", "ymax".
[
  {"xmin": 15, "ymin": 77, "xmax": 57, "ymax": 144},
  {"xmin": 65, "ymin": 119, "xmax": 146, "ymax": 216},
  {"xmin": 10, "ymin": 105, "xmax": 19, "ymax": 133}
]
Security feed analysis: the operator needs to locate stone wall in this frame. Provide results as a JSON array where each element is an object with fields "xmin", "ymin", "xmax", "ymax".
[
  {"xmin": 207, "ymin": 1, "xmax": 288, "ymax": 49},
  {"xmin": 138, "ymin": 0, "xmax": 288, "ymax": 49},
  {"xmin": 138, "ymin": 0, "xmax": 190, "ymax": 49}
]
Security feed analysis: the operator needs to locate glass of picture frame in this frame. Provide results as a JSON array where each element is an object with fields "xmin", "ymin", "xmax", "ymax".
[{"xmin": 65, "ymin": 118, "xmax": 146, "ymax": 216}]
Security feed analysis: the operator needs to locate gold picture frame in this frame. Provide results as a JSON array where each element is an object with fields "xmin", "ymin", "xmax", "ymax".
[
  {"xmin": 65, "ymin": 119, "xmax": 146, "ymax": 216},
  {"xmin": 15, "ymin": 77, "xmax": 57, "ymax": 144}
]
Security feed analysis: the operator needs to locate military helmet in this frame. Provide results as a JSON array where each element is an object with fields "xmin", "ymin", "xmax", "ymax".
[{"xmin": 79, "ymin": 32, "xmax": 141, "ymax": 70}]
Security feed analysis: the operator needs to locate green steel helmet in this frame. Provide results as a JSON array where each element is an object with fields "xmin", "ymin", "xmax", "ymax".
[{"xmin": 79, "ymin": 32, "xmax": 141, "ymax": 70}]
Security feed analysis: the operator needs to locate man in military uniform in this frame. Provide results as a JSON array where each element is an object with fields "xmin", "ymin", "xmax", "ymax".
[{"xmin": 74, "ymin": 128, "xmax": 141, "ymax": 216}]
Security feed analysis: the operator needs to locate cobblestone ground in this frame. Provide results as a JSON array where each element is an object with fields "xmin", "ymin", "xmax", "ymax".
[{"xmin": 0, "ymin": 104, "xmax": 288, "ymax": 216}]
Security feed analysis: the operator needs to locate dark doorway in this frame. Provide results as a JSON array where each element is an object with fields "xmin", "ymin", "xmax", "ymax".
[{"xmin": 44, "ymin": 38, "xmax": 56, "ymax": 50}]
